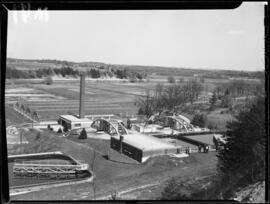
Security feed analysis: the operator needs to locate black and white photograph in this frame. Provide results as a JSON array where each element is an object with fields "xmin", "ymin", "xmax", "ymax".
[{"xmin": 2, "ymin": 2, "xmax": 267, "ymax": 202}]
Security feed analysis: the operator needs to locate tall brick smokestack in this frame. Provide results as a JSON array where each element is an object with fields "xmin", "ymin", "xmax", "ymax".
[{"xmin": 79, "ymin": 73, "xmax": 85, "ymax": 118}]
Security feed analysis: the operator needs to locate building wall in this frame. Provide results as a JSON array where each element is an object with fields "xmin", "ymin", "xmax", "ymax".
[
  {"xmin": 110, "ymin": 137, "xmax": 182, "ymax": 162},
  {"xmin": 59, "ymin": 117, "xmax": 92, "ymax": 130},
  {"xmin": 60, "ymin": 119, "xmax": 72, "ymax": 130},
  {"xmin": 111, "ymin": 137, "xmax": 143, "ymax": 162},
  {"xmin": 142, "ymin": 147, "xmax": 180, "ymax": 158}
]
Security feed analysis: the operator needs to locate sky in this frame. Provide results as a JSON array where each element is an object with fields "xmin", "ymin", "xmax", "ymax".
[{"xmin": 7, "ymin": 2, "xmax": 266, "ymax": 71}]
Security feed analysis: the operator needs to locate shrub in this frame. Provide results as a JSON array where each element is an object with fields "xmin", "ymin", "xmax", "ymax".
[
  {"xmin": 110, "ymin": 191, "xmax": 118, "ymax": 200},
  {"xmin": 57, "ymin": 128, "xmax": 62, "ymax": 133},
  {"xmin": 136, "ymin": 73, "xmax": 143, "ymax": 80},
  {"xmin": 35, "ymin": 132, "xmax": 41, "ymax": 140},
  {"xmin": 167, "ymin": 76, "xmax": 176, "ymax": 83},
  {"xmin": 191, "ymin": 113, "xmax": 206, "ymax": 128},
  {"xmin": 129, "ymin": 77, "xmax": 137, "ymax": 83},
  {"xmin": 78, "ymin": 128, "xmax": 87, "ymax": 139},
  {"xmin": 26, "ymin": 107, "xmax": 31, "ymax": 114},
  {"xmin": 207, "ymin": 123, "xmax": 215, "ymax": 130},
  {"xmin": 44, "ymin": 76, "xmax": 53, "ymax": 85},
  {"xmin": 127, "ymin": 118, "xmax": 132, "ymax": 129},
  {"xmin": 161, "ymin": 179, "xmax": 191, "ymax": 200},
  {"xmin": 209, "ymin": 91, "xmax": 218, "ymax": 110}
]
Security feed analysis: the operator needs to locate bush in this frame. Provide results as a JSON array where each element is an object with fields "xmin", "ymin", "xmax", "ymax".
[
  {"xmin": 161, "ymin": 179, "xmax": 191, "ymax": 200},
  {"xmin": 35, "ymin": 132, "xmax": 41, "ymax": 140},
  {"xmin": 129, "ymin": 77, "xmax": 137, "ymax": 83},
  {"xmin": 207, "ymin": 123, "xmax": 218, "ymax": 130},
  {"xmin": 209, "ymin": 91, "xmax": 218, "ymax": 110},
  {"xmin": 167, "ymin": 76, "xmax": 176, "ymax": 83},
  {"xmin": 57, "ymin": 128, "xmax": 62, "ymax": 133},
  {"xmin": 44, "ymin": 76, "xmax": 53, "ymax": 85},
  {"xmin": 127, "ymin": 118, "xmax": 132, "ymax": 129},
  {"xmin": 78, "ymin": 128, "xmax": 87, "ymax": 139},
  {"xmin": 207, "ymin": 123, "xmax": 214, "ymax": 130},
  {"xmin": 115, "ymin": 69, "xmax": 127, "ymax": 79},
  {"xmin": 191, "ymin": 113, "xmax": 206, "ymax": 128}
]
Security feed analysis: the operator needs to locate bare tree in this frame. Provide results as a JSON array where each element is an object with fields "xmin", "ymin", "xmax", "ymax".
[
  {"xmin": 135, "ymin": 82, "xmax": 190, "ymax": 117},
  {"xmin": 162, "ymin": 84, "xmax": 183, "ymax": 113},
  {"xmin": 153, "ymin": 83, "xmax": 165, "ymax": 115},
  {"xmin": 32, "ymin": 111, "xmax": 39, "ymax": 122},
  {"xmin": 135, "ymin": 90, "xmax": 155, "ymax": 118},
  {"xmin": 182, "ymin": 80, "xmax": 203, "ymax": 104}
]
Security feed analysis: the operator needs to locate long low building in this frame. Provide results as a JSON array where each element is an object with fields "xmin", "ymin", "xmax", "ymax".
[{"xmin": 111, "ymin": 133, "xmax": 187, "ymax": 163}]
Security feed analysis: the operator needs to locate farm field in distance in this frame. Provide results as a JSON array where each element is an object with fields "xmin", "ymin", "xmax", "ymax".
[
  {"xmin": 5, "ymin": 75, "xmax": 260, "ymax": 129},
  {"xmin": 5, "ymin": 76, "xmax": 230, "ymax": 121},
  {"xmin": 5, "ymin": 79, "xmax": 158, "ymax": 120}
]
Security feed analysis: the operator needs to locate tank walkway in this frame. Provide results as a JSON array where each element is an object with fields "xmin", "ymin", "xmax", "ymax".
[{"xmin": 9, "ymin": 152, "xmax": 90, "ymax": 181}]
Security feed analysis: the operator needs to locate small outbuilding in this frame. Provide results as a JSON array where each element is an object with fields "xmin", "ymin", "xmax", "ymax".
[{"xmin": 58, "ymin": 115, "xmax": 93, "ymax": 130}]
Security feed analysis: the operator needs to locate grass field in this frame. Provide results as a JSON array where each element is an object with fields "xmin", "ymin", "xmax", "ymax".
[
  {"xmin": 205, "ymin": 109, "xmax": 234, "ymax": 131},
  {"xmin": 8, "ymin": 128, "xmax": 218, "ymax": 200},
  {"xmin": 4, "ymin": 78, "xmax": 212, "ymax": 118},
  {"xmin": 5, "ymin": 105, "xmax": 32, "ymax": 126},
  {"xmin": 5, "ymin": 80, "xmax": 156, "ymax": 120}
]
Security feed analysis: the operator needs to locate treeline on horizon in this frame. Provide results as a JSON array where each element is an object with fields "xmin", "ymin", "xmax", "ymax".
[
  {"xmin": 6, "ymin": 65, "xmax": 146, "ymax": 80},
  {"xmin": 6, "ymin": 58, "xmax": 264, "ymax": 80}
]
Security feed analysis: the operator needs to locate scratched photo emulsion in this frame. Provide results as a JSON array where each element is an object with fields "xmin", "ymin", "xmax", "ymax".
[{"xmin": 5, "ymin": 3, "xmax": 266, "ymax": 201}]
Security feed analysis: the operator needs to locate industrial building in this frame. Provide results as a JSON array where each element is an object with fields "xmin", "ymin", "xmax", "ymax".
[{"xmin": 110, "ymin": 133, "xmax": 187, "ymax": 163}]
